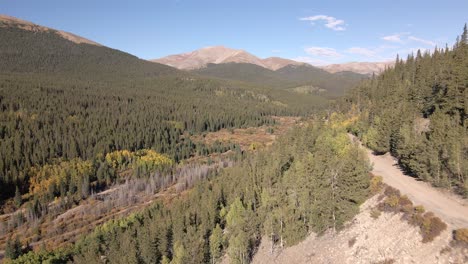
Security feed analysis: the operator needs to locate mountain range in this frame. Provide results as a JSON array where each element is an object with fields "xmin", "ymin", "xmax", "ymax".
[
  {"xmin": 0, "ymin": 14, "xmax": 368, "ymax": 96},
  {"xmin": 153, "ymin": 46, "xmax": 369, "ymax": 95},
  {"xmin": 153, "ymin": 46, "xmax": 393, "ymax": 75},
  {"xmin": 152, "ymin": 46, "xmax": 305, "ymax": 71}
]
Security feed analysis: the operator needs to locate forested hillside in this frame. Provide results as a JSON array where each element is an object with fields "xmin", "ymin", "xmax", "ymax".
[
  {"xmin": 341, "ymin": 25, "xmax": 467, "ymax": 196},
  {"xmin": 9, "ymin": 119, "xmax": 370, "ymax": 263},
  {"xmin": 3, "ymin": 12, "xmax": 465, "ymax": 264},
  {"xmin": 193, "ymin": 63, "xmax": 365, "ymax": 96},
  {"xmin": 0, "ymin": 21, "xmax": 327, "ymax": 206},
  {"xmin": 0, "ymin": 22, "xmax": 178, "ymax": 79}
]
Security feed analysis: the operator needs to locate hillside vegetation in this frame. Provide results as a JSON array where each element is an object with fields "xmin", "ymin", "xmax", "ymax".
[
  {"xmin": 2, "ymin": 14, "xmax": 466, "ymax": 264},
  {"xmin": 193, "ymin": 63, "xmax": 365, "ymax": 96},
  {"xmin": 9, "ymin": 118, "xmax": 371, "ymax": 263},
  {"xmin": 0, "ymin": 23, "xmax": 178, "ymax": 79},
  {"xmin": 0, "ymin": 22, "xmax": 327, "ymax": 207},
  {"xmin": 341, "ymin": 25, "xmax": 467, "ymax": 196}
]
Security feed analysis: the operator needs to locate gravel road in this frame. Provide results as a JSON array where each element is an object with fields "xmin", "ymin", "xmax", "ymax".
[{"xmin": 349, "ymin": 134, "xmax": 468, "ymax": 229}]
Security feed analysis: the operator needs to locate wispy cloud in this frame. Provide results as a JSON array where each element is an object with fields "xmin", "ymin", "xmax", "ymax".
[
  {"xmin": 381, "ymin": 33, "xmax": 409, "ymax": 43},
  {"xmin": 305, "ymin": 47, "xmax": 341, "ymax": 57},
  {"xmin": 408, "ymin": 36, "xmax": 436, "ymax": 46},
  {"xmin": 382, "ymin": 33, "xmax": 435, "ymax": 47},
  {"xmin": 271, "ymin": 49, "xmax": 281, "ymax": 53},
  {"xmin": 300, "ymin": 15, "xmax": 346, "ymax": 31}
]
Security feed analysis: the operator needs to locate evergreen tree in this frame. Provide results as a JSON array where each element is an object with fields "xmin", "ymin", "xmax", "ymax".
[
  {"xmin": 209, "ymin": 224, "xmax": 224, "ymax": 264},
  {"xmin": 5, "ymin": 236, "xmax": 22, "ymax": 260},
  {"xmin": 14, "ymin": 185, "xmax": 22, "ymax": 208}
]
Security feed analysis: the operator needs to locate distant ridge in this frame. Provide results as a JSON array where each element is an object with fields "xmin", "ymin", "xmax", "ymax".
[
  {"xmin": 0, "ymin": 14, "xmax": 178, "ymax": 77},
  {"xmin": 320, "ymin": 61, "xmax": 395, "ymax": 75},
  {"xmin": 0, "ymin": 14, "xmax": 101, "ymax": 46},
  {"xmin": 153, "ymin": 46, "xmax": 393, "ymax": 75}
]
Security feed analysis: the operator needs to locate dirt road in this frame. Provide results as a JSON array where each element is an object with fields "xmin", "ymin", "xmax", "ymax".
[{"xmin": 349, "ymin": 134, "xmax": 468, "ymax": 229}]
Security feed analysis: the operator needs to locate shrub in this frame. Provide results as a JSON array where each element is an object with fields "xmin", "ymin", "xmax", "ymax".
[
  {"xmin": 370, "ymin": 175, "xmax": 383, "ymax": 194},
  {"xmin": 370, "ymin": 209, "xmax": 381, "ymax": 219},
  {"xmin": 409, "ymin": 212, "xmax": 424, "ymax": 227},
  {"xmin": 397, "ymin": 195, "xmax": 414, "ymax": 217},
  {"xmin": 384, "ymin": 195, "xmax": 400, "ymax": 209},
  {"xmin": 384, "ymin": 186, "xmax": 400, "ymax": 197},
  {"xmin": 414, "ymin": 205, "xmax": 425, "ymax": 214},
  {"xmin": 421, "ymin": 214, "xmax": 447, "ymax": 243},
  {"xmin": 376, "ymin": 185, "xmax": 447, "ymax": 243},
  {"xmin": 400, "ymin": 204, "xmax": 414, "ymax": 216},
  {"xmin": 454, "ymin": 228, "xmax": 468, "ymax": 244},
  {"xmin": 398, "ymin": 195, "xmax": 412, "ymax": 207}
]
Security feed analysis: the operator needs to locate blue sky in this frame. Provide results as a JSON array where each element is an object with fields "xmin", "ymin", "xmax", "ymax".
[{"xmin": 2, "ymin": 0, "xmax": 467, "ymax": 65}]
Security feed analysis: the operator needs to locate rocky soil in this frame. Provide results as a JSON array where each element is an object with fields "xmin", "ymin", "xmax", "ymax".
[{"xmin": 251, "ymin": 195, "xmax": 467, "ymax": 264}]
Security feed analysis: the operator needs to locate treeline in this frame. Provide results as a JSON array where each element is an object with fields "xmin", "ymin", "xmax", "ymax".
[
  {"xmin": 341, "ymin": 25, "xmax": 467, "ymax": 195},
  {"xmin": 9, "ymin": 119, "xmax": 370, "ymax": 263}
]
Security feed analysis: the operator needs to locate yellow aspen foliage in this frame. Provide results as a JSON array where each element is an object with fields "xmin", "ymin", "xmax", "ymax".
[
  {"xmin": 104, "ymin": 149, "xmax": 172, "ymax": 171},
  {"xmin": 28, "ymin": 158, "xmax": 93, "ymax": 200},
  {"xmin": 105, "ymin": 150, "xmax": 133, "ymax": 169},
  {"xmin": 134, "ymin": 149, "xmax": 173, "ymax": 171}
]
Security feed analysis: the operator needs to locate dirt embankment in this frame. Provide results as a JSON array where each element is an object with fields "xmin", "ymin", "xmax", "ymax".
[{"xmin": 252, "ymin": 196, "xmax": 467, "ymax": 264}]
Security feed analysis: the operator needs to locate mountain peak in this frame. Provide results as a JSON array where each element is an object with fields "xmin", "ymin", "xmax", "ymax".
[
  {"xmin": 0, "ymin": 14, "xmax": 100, "ymax": 46},
  {"xmin": 152, "ymin": 46, "xmax": 267, "ymax": 70},
  {"xmin": 201, "ymin": 45, "xmax": 236, "ymax": 51}
]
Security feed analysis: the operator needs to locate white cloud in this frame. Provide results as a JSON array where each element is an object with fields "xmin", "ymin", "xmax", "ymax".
[
  {"xmin": 305, "ymin": 47, "xmax": 341, "ymax": 57},
  {"xmin": 381, "ymin": 33, "xmax": 408, "ymax": 43},
  {"xmin": 346, "ymin": 47, "xmax": 377, "ymax": 57},
  {"xmin": 300, "ymin": 15, "xmax": 346, "ymax": 31},
  {"xmin": 271, "ymin": 49, "xmax": 281, "ymax": 53},
  {"xmin": 408, "ymin": 36, "xmax": 435, "ymax": 46}
]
